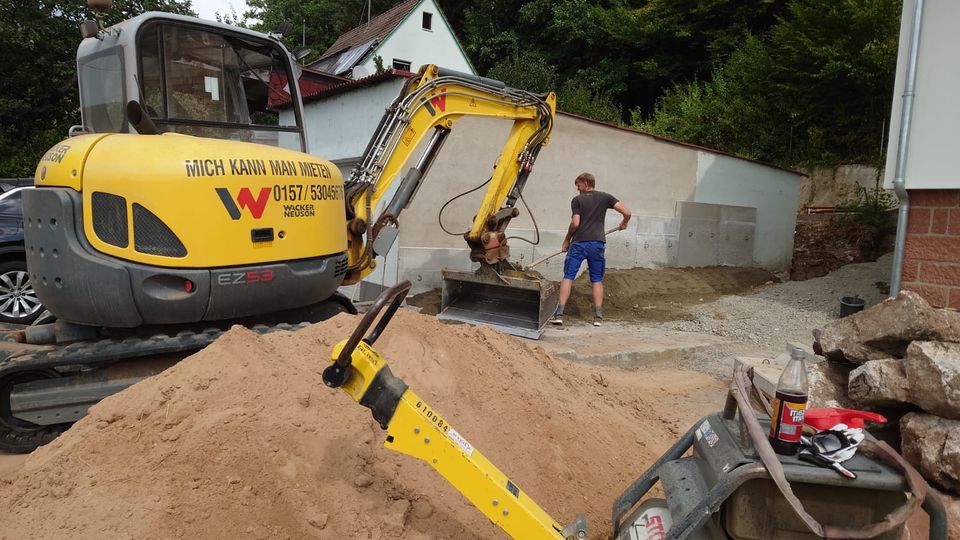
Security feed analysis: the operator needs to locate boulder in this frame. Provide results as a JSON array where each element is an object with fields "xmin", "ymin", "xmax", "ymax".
[
  {"xmin": 816, "ymin": 291, "xmax": 960, "ymax": 364},
  {"xmin": 906, "ymin": 341, "xmax": 960, "ymax": 420},
  {"xmin": 900, "ymin": 413, "xmax": 960, "ymax": 495},
  {"xmin": 809, "ymin": 361, "xmax": 857, "ymax": 409},
  {"xmin": 848, "ymin": 358, "xmax": 912, "ymax": 407}
]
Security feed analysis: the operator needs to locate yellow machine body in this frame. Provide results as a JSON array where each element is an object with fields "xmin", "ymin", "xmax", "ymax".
[{"xmin": 36, "ymin": 133, "xmax": 347, "ymax": 268}]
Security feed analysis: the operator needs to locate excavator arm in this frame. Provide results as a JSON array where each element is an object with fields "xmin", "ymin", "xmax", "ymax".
[
  {"xmin": 323, "ymin": 281, "xmax": 587, "ymax": 540},
  {"xmin": 341, "ymin": 65, "xmax": 557, "ymax": 284}
]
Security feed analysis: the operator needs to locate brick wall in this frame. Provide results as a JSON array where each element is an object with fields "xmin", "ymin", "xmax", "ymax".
[{"xmin": 902, "ymin": 189, "xmax": 960, "ymax": 309}]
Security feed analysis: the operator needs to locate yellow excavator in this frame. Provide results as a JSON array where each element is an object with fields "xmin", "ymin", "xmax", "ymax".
[{"xmin": 0, "ymin": 6, "xmax": 555, "ymax": 452}]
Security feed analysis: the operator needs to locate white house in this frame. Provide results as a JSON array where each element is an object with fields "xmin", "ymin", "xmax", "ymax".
[{"xmin": 308, "ymin": 0, "xmax": 474, "ymax": 79}]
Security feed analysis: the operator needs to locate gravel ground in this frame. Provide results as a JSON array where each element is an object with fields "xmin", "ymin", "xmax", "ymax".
[{"xmin": 656, "ymin": 254, "xmax": 893, "ymax": 378}]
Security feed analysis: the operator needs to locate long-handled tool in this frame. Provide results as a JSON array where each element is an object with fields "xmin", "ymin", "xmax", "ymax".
[{"xmin": 527, "ymin": 226, "xmax": 620, "ymax": 269}]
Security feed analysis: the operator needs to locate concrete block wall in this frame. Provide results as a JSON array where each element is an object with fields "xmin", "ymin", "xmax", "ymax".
[
  {"xmin": 901, "ymin": 189, "xmax": 960, "ymax": 309},
  {"xmin": 676, "ymin": 202, "xmax": 756, "ymax": 268}
]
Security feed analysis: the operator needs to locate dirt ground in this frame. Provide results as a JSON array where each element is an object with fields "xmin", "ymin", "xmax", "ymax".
[
  {"xmin": 1, "ymin": 254, "xmax": 944, "ymax": 539},
  {"xmin": 408, "ymin": 265, "xmax": 777, "ymax": 324},
  {"xmin": 0, "ymin": 311, "xmax": 726, "ymax": 539}
]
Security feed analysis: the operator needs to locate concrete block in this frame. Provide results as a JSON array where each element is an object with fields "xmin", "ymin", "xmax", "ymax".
[
  {"xmin": 635, "ymin": 234, "xmax": 679, "ymax": 267},
  {"xmin": 399, "ymin": 247, "xmax": 477, "ymax": 293},
  {"xmin": 677, "ymin": 201, "xmax": 721, "ymax": 220},
  {"xmin": 720, "ymin": 205, "xmax": 757, "ymax": 223},
  {"xmin": 401, "ymin": 268, "xmax": 444, "ymax": 295},
  {"xmin": 677, "ymin": 218, "xmax": 720, "ymax": 267},
  {"xmin": 635, "ymin": 216, "xmax": 680, "ymax": 237},
  {"xmin": 718, "ymin": 221, "xmax": 755, "ymax": 266}
]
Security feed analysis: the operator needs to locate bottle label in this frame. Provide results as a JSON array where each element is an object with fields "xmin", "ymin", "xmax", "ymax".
[{"xmin": 771, "ymin": 398, "xmax": 805, "ymax": 443}]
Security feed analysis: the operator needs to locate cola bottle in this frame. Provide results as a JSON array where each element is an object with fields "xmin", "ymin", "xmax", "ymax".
[{"xmin": 768, "ymin": 347, "xmax": 809, "ymax": 456}]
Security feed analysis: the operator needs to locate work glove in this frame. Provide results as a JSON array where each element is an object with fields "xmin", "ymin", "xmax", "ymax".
[{"xmin": 798, "ymin": 423, "xmax": 864, "ymax": 479}]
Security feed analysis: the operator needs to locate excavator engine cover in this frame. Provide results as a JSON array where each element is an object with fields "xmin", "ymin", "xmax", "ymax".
[{"xmin": 438, "ymin": 266, "xmax": 558, "ymax": 339}]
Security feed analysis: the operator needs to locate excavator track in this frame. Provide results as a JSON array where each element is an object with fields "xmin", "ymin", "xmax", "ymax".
[{"xmin": 0, "ymin": 297, "xmax": 355, "ymax": 453}]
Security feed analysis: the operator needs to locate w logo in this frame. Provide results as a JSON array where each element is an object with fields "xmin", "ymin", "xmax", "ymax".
[
  {"xmin": 216, "ymin": 187, "xmax": 271, "ymax": 219},
  {"xmin": 421, "ymin": 89, "xmax": 447, "ymax": 116}
]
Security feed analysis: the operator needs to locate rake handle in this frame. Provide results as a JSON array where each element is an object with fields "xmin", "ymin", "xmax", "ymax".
[{"xmin": 527, "ymin": 226, "xmax": 620, "ymax": 269}]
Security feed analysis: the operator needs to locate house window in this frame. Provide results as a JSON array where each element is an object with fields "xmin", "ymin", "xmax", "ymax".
[
  {"xmin": 422, "ymin": 12, "xmax": 433, "ymax": 31},
  {"xmin": 393, "ymin": 59, "xmax": 412, "ymax": 71}
]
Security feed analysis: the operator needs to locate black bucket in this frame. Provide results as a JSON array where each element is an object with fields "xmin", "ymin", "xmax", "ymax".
[{"xmin": 840, "ymin": 296, "xmax": 865, "ymax": 318}]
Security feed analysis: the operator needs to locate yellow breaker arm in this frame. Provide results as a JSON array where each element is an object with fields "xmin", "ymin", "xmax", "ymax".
[
  {"xmin": 341, "ymin": 65, "xmax": 556, "ymax": 284},
  {"xmin": 322, "ymin": 282, "xmax": 586, "ymax": 539}
]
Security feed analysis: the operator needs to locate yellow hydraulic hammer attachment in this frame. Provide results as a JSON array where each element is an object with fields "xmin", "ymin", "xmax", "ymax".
[{"xmin": 323, "ymin": 281, "xmax": 586, "ymax": 540}]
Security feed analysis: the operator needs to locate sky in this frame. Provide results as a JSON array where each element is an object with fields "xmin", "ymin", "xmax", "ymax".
[{"xmin": 190, "ymin": 0, "xmax": 249, "ymax": 21}]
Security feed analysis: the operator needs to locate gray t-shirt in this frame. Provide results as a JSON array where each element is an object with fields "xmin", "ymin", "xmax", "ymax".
[{"xmin": 571, "ymin": 190, "xmax": 618, "ymax": 243}]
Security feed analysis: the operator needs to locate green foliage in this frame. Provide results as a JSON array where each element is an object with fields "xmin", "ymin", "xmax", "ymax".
[
  {"xmin": 638, "ymin": 36, "xmax": 781, "ymax": 160},
  {"xmin": 558, "ymin": 79, "xmax": 622, "ymax": 125},
  {"xmin": 0, "ymin": 0, "xmax": 193, "ymax": 177},
  {"xmin": 837, "ymin": 181, "xmax": 899, "ymax": 236},
  {"xmin": 486, "ymin": 51, "xmax": 556, "ymax": 93},
  {"xmin": 372, "ymin": 55, "xmax": 385, "ymax": 75},
  {"xmin": 639, "ymin": 0, "xmax": 901, "ymax": 166}
]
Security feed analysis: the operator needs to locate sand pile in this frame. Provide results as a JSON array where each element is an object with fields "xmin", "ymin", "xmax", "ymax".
[{"xmin": 0, "ymin": 310, "xmax": 725, "ymax": 539}]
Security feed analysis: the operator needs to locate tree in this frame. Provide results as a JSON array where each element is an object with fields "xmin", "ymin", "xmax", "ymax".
[
  {"xmin": 639, "ymin": 0, "xmax": 901, "ymax": 166},
  {"xmin": 0, "ymin": 0, "xmax": 194, "ymax": 177}
]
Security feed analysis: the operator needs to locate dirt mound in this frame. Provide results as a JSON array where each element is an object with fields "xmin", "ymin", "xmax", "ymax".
[{"xmin": 0, "ymin": 311, "xmax": 725, "ymax": 539}]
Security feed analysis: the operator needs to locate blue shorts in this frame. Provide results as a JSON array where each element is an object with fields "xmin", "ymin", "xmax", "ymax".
[{"xmin": 563, "ymin": 241, "xmax": 606, "ymax": 282}]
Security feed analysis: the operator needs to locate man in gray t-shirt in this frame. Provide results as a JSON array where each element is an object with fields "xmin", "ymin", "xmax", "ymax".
[{"xmin": 550, "ymin": 172, "xmax": 631, "ymax": 327}]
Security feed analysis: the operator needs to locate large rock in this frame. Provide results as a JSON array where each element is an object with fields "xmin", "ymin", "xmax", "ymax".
[
  {"xmin": 906, "ymin": 341, "xmax": 960, "ymax": 420},
  {"xmin": 900, "ymin": 413, "xmax": 960, "ymax": 495},
  {"xmin": 809, "ymin": 361, "xmax": 857, "ymax": 409},
  {"xmin": 816, "ymin": 291, "xmax": 960, "ymax": 364},
  {"xmin": 848, "ymin": 358, "xmax": 912, "ymax": 407}
]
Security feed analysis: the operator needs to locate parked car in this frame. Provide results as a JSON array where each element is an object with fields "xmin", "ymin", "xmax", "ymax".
[{"xmin": 0, "ymin": 186, "xmax": 45, "ymax": 324}]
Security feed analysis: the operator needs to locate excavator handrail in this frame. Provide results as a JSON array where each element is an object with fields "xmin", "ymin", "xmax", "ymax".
[{"xmin": 322, "ymin": 280, "xmax": 411, "ymax": 389}]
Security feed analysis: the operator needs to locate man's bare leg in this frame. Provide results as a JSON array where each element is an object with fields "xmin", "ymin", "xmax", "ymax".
[
  {"xmin": 592, "ymin": 281, "xmax": 603, "ymax": 326},
  {"xmin": 550, "ymin": 279, "xmax": 575, "ymax": 324}
]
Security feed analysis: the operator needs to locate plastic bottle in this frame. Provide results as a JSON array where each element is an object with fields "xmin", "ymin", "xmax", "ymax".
[{"xmin": 768, "ymin": 347, "xmax": 809, "ymax": 455}]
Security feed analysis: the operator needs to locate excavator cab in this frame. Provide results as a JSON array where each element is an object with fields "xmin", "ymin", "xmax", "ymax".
[{"xmin": 76, "ymin": 12, "xmax": 307, "ymax": 150}]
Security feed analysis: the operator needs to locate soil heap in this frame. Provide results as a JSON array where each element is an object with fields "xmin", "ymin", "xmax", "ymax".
[{"xmin": 0, "ymin": 311, "xmax": 725, "ymax": 539}]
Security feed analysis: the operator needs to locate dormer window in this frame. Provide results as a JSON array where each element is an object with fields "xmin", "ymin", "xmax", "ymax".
[
  {"xmin": 393, "ymin": 59, "xmax": 412, "ymax": 71},
  {"xmin": 422, "ymin": 12, "xmax": 433, "ymax": 31}
]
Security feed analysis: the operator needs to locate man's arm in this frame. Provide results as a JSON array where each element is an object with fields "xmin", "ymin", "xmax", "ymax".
[
  {"xmin": 562, "ymin": 214, "xmax": 580, "ymax": 252},
  {"xmin": 613, "ymin": 201, "xmax": 631, "ymax": 230}
]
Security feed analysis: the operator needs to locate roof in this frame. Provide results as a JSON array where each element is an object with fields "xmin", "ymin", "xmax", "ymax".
[
  {"xmin": 275, "ymin": 69, "xmax": 413, "ymax": 109},
  {"xmin": 319, "ymin": 0, "xmax": 422, "ymax": 60},
  {"xmin": 303, "ymin": 69, "xmax": 413, "ymax": 103}
]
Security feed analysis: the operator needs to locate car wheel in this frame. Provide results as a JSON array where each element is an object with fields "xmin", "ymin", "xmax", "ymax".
[{"xmin": 0, "ymin": 260, "xmax": 43, "ymax": 325}]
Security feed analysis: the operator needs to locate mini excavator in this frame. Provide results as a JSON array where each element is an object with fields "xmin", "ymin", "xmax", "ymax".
[{"xmin": 0, "ymin": 6, "xmax": 555, "ymax": 452}]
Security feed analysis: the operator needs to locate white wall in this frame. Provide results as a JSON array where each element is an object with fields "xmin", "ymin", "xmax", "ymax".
[
  {"xmin": 294, "ymin": 81, "xmax": 803, "ymax": 295},
  {"xmin": 694, "ymin": 152, "xmax": 800, "ymax": 269},
  {"xmin": 289, "ymin": 78, "xmax": 407, "ymax": 161},
  {"xmin": 884, "ymin": 0, "xmax": 960, "ymax": 189},
  {"xmin": 358, "ymin": 0, "xmax": 474, "ymax": 76}
]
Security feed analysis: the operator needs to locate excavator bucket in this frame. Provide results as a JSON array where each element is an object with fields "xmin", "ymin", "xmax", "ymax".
[{"xmin": 438, "ymin": 267, "xmax": 558, "ymax": 339}]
